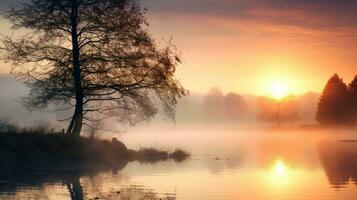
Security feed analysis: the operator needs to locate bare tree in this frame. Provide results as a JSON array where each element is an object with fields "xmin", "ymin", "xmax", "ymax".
[
  {"xmin": 257, "ymin": 95, "xmax": 298, "ymax": 128},
  {"xmin": 1, "ymin": 0, "xmax": 187, "ymax": 136}
]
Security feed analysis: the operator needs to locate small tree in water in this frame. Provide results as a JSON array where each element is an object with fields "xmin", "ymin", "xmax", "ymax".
[{"xmin": 1, "ymin": 0, "xmax": 187, "ymax": 136}]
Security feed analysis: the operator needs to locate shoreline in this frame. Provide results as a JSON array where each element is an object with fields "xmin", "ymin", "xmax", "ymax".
[{"xmin": 0, "ymin": 131, "xmax": 190, "ymax": 170}]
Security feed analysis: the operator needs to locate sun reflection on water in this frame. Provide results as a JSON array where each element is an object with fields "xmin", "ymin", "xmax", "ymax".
[
  {"xmin": 274, "ymin": 160, "xmax": 286, "ymax": 175},
  {"xmin": 268, "ymin": 159, "xmax": 290, "ymax": 186}
]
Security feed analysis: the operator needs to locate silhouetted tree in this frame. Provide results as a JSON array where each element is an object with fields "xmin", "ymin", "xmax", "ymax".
[
  {"xmin": 348, "ymin": 75, "xmax": 357, "ymax": 122},
  {"xmin": 316, "ymin": 74, "xmax": 350, "ymax": 125},
  {"xmin": 224, "ymin": 93, "xmax": 248, "ymax": 123},
  {"xmin": 257, "ymin": 96, "xmax": 299, "ymax": 127},
  {"xmin": 1, "ymin": 0, "xmax": 187, "ymax": 136}
]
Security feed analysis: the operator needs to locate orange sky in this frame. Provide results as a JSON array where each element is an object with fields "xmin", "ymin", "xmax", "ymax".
[
  {"xmin": 2, "ymin": 0, "xmax": 357, "ymax": 96},
  {"xmin": 142, "ymin": 0, "xmax": 357, "ymax": 96}
]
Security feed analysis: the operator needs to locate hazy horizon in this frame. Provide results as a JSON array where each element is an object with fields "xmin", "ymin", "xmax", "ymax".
[{"xmin": 0, "ymin": 74, "xmax": 320, "ymax": 129}]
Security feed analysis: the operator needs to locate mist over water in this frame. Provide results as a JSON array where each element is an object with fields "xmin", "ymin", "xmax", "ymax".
[{"xmin": 2, "ymin": 125, "xmax": 357, "ymax": 200}]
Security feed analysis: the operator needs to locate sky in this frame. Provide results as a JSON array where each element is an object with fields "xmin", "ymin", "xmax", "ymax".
[
  {"xmin": 141, "ymin": 0, "xmax": 357, "ymax": 95},
  {"xmin": 1, "ymin": 0, "xmax": 357, "ymax": 96}
]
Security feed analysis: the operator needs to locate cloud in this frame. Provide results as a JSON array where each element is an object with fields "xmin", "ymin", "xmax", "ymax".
[
  {"xmin": 4, "ymin": 0, "xmax": 357, "ymax": 29},
  {"xmin": 144, "ymin": 0, "xmax": 357, "ymax": 29}
]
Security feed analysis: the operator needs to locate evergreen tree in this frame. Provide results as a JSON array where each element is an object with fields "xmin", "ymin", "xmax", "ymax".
[
  {"xmin": 348, "ymin": 75, "xmax": 357, "ymax": 122},
  {"xmin": 316, "ymin": 74, "xmax": 350, "ymax": 125}
]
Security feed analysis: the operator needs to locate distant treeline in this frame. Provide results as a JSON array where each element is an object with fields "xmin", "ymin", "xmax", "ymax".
[
  {"xmin": 317, "ymin": 74, "xmax": 357, "ymax": 126},
  {"xmin": 202, "ymin": 88, "xmax": 249, "ymax": 123},
  {"xmin": 175, "ymin": 88, "xmax": 318, "ymax": 126}
]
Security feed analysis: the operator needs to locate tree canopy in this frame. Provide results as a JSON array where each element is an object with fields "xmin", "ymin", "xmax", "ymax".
[
  {"xmin": 316, "ymin": 74, "xmax": 353, "ymax": 125},
  {"xmin": 1, "ymin": 0, "xmax": 187, "ymax": 135}
]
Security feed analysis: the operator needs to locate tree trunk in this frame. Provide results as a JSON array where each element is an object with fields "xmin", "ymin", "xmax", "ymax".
[
  {"xmin": 67, "ymin": 100, "xmax": 83, "ymax": 136},
  {"xmin": 275, "ymin": 101, "xmax": 281, "ymax": 128},
  {"xmin": 67, "ymin": 0, "xmax": 83, "ymax": 136}
]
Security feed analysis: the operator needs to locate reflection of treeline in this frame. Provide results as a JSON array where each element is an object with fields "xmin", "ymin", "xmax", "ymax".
[
  {"xmin": 317, "ymin": 141, "xmax": 357, "ymax": 188},
  {"xmin": 0, "ymin": 164, "xmax": 175, "ymax": 200},
  {"xmin": 317, "ymin": 74, "xmax": 357, "ymax": 126}
]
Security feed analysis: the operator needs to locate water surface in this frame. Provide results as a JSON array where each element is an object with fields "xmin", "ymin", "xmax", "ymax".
[{"xmin": 1, "ymin": 127, "xmax": 357, "ymax": 200}]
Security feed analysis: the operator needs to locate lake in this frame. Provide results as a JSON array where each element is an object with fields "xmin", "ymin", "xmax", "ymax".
[{"xmin": 1, "ymin": 126, "xmax": 357, "ymax": 200}]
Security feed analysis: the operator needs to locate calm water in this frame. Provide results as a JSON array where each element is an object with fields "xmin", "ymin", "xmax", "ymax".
[{"xmin": 1, "ymin": 126, "xmax": 357, "ymax": 200}]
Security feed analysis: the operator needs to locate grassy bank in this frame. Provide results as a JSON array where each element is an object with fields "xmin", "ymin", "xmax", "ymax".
[
  {"xmin": 0, "ymin": 129, "xmax": 190, "ymax": 167},
  {"xmin": 136, "ymin": 148, "xmax": 190, "ymax": 162}
]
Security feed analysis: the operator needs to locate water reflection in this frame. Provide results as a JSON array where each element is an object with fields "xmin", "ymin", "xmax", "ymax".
[
  {"xmin": 118, "ymin": 185, "xmax": 176, "ymax": 200},
  {"xmin": 0, "ymin": 160, "xmax": 176, "ymax": 200},
  {"xmin": 256, "ymin": 137, "xmax": 357, "ymax": 190},
  {"xmin": 66, "ymin": 175, "xmax": 83, "ymax": 200},
  {"xmin": 2, "ymin": 131, "xmax": 357, "ymax": 199},
  {"xmin": 318, "ymin": 141, "xmax": 357, "ymax": 189},
  {"xmin": 266, "ymin": 159, "xmax": 293, "ymax": 186},
  {"xmin": 255, "ymin": 137, "xmax": 320, "ymax": 170},
  {"xmin": 204, "ymin": 155, "xmax": 244, "ymax": 174}
]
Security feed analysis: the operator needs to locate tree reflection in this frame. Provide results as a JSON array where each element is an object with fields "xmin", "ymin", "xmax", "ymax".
[
  {"xmin": 66, "ymin": 175, "xmax": 83, "ymax": 200},
  {"xmin": 0, "ymin": 160, "xmax": 177, "ymax": 200},
  {"xmin": 0, "ymin": 161, "xmax": 128, "ymax": 200},
  {"xmin": 318, "ymin": 141, "xmax": 357, "ymax": 189}
]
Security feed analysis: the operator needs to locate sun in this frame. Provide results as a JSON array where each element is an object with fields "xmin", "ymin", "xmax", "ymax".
[{"xmin": 268, "ymin": 81, "xmax": 289, "ymax": 100}]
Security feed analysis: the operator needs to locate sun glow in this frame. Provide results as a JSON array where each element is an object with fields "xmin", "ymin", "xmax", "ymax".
[
  {"xmin": 267, "ymin": 159, "xmax": 291, "ymax": 186},
  {"xmin": 268, "ymin": 81, "xmax": 289, "ymax": 100}
]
